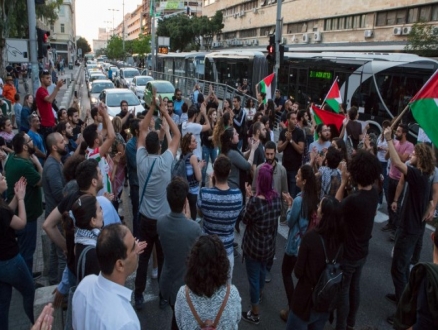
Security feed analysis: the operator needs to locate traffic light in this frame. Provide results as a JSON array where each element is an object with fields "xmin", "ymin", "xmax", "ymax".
[
  {"xmin": 266, "ymin": 34, "xmax": 275, "ymax": 63},
  {"xmin": 36, "ymin": 28, "xmax": 50, "ymax": 59}
]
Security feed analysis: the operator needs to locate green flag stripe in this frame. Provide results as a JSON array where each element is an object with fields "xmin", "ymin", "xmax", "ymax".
[
  {"xmin": 411, "ymin": 98, "xmax": 438, "ymax": 147},
  {"xmin": 326, "ymin": 99, "xmax": 340, "ymax": 113}
]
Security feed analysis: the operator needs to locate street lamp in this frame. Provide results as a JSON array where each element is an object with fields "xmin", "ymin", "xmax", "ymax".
[{"xmin": 108, "ymin": 8, "xmax": 119, "ymax": 36}]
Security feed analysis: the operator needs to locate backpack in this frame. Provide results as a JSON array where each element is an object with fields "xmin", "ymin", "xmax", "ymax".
[
  {"xmin": 312, "ymin": 235, "xmax": 343, "ymax": 313},
  {"xmin": 185, "ymin": 285, "xmax": 230, "ymax": 329},
  {"xmin": 171, "ymin": 152, "xmax": 193, "ymax": 183}
]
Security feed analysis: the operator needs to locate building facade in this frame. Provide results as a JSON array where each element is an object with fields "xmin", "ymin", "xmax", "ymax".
[
  {"xmin": 202, "ymin": 0, "xmax": 438, "ymax": 51},
  {"xmin": 48, "ymin": 0, "xmax": 77, "ymax": 63}
]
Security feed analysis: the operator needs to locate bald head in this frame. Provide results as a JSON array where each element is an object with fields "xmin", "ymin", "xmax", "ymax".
[{"xmin": 46, "ymin": 132, "xmax": 66, "ymax": 156}]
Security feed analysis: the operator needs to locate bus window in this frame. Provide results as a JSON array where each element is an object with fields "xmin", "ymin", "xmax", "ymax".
[{"xmin": 215, "ymin": 60, "xmax": 250, "ymax": 89}]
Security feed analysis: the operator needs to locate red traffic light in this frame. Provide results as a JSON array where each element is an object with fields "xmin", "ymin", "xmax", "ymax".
[{"xmin": 267, "ymin": 45, "xmax": 274, "ymax": 55}]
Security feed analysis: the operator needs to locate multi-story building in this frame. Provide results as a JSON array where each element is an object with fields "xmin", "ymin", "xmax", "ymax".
[
  {"xmin": 47, "ymin": 0, "xmax": 77, "ymax": 63},
  {"xmin": 113, "ymin": 5, "xmax": 142, "ymax": 41},
  {"xmin": 202, "ymin": 0, "xmax": 438, "ymax": 51},
  {"xmin": 92, "ymin": 28, "xmax": 112, "ymax": 52}
]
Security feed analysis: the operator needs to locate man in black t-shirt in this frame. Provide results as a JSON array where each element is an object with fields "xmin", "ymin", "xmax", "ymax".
[
  {"xmin": 116, "ymin": 100, "xmax": 134, "ymax": 142},
  {"xmin": 335, "ymin": 150, "xmax": 381, "ymax": 330},
  {"xmin": 277, "ymin": 111, "xmax": 305, "ymax": 197},
  {"xmin": 383, "ymin": 129, "xmax": 435, "ymax": 326}
]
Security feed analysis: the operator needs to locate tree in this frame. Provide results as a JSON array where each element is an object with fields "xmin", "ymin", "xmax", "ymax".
[
  {"xmin": 156, "ymin": 11, "xmax": 224, "ymax": 52},
  {"xmin": 106, "ymin": 35, "xmax": 125, "ymax": 60},
  {"xmin": 76, "ymin": 37, "xmax": 91, "ymax": 55},
  {"xmin": 405, "ymin": 21, "xmax": 438, "ymax": 57}
]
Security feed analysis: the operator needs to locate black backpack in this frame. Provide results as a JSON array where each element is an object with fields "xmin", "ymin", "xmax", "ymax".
[
  {"xmin": 171, "ymin": 152, "xmax": 192, "ymax": 183},
  {"xmin": 312, "ymin": 235, "xmax": 343, "ymax": 313}
]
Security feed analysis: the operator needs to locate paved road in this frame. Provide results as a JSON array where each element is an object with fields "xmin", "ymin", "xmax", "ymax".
[{"xmin": 8, "ymin": 68, "xmax": 436, "ymax": 329}]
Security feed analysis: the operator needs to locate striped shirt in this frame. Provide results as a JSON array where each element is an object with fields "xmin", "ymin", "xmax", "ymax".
[
  {"xmin": 197, "ymin": 187, "xmax": 243, "ymax": 255},
  {"xmin": 86, "ymin": 147, "xmax": 112, "ymax": 194}
]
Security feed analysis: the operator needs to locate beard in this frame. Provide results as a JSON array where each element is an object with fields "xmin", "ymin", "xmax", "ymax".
[
  {"xmin": 320, "ymin": 134, "xmax": 329, "ymax": 142},
  {"xmin": 395, "ymin": 134, "xmax": 402, "ymax": 141},
  {"xmin": 66, "ymin": 132, "xmax": 74, "ymax": 139},
  {"xmin": 28, "ymin": 145, "xmax": 36, "ymax": 155},
  {"xmin": 57, "ymin": 147, "xmax": 68, "ymax": 156},
  {"xmin": 266, "ymin": 158, "xmax": 274, "ymax": 165}
]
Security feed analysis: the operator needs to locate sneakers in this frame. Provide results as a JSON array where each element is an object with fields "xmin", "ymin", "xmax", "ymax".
[
  {"xmin": 381, "ymin": 223, "xmax": 395, "ymax": 232},
  {"xmin": 151, "ymin": 267, "xmax": 158, "ymax": 279},
  {"xmin": 242, "ymin": 310, "xmax": 260, "ymax": 325},
  {"xmin": 385, "ymin": 293, "xmax": 397, "ymax": 305},
  {"xmin": 265, "ymin": 271, "xmax": 272, "ymax": 283},
  {"xmin": 279, "ymin": 309, "xmax": 289, "ymax": 322},
  {"xmin": 134, "ymin": 295, "xmax": 145, "ymax": 310}
]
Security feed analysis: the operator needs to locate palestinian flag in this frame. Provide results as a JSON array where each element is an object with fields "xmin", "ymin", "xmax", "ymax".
[
  {"xmin": 324, "ymin": 80, "xmax": 342, "ymax": 113},
  {"xmin": 410, "ymin": 70, "xmax": 438, "ymax": 147},
  {"xmin": 312, "ymin": 105, "xmax": 345, "ymax": 131},
  {"xmin": 259, "ymin": 73, "xmax": 275, "ymax": 104}
]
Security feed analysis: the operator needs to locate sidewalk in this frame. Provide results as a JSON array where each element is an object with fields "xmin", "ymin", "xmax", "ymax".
[{"xmin": 8, "ymin": 65, "xmax": 81, "ymax": 330}]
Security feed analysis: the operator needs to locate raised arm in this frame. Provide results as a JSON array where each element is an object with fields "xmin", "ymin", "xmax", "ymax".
[
  {"xmin": 159, "ymin": 96, "xmax": 181, "ymax": 157},
  {"xmin": 138, "ymin": 90, "xmax": 156, "ymax": 148},
  {"xmin": 98, "ymin": 103, "xmax": 116, "ymax": 157}
]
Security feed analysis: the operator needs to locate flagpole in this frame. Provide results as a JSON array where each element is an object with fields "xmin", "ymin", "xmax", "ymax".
[
  {"xmin": 390, "ymin": 104, "xmax": 410, "ymax": 130},
  {"xmin": 321, "ymin": 76, "xmax": 338, "ymax": 106}
]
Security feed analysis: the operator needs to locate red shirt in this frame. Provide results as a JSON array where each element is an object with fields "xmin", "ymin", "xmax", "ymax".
[{"xmin": 35, "ymin": 87, "xmax": 55, "ymax": 127}]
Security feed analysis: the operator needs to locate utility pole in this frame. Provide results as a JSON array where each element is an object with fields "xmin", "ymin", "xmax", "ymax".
[
  {"xmin": 274, "ymin": 0, "xmax": 282, "ymax": 92},
  {"xmin": 27, "ymin": 0, "xmax": 40, "ymax": 95},
  {"xmin": 108, "ymin": 8, "xmax": 119, "ymax": 36},
  {"xmin": 151, "ymin": 0, "xmax": 156, "ymax": 71},
  {"xmin": 122, "ymin": 0, "xmax": 125, "ymax": 52}
]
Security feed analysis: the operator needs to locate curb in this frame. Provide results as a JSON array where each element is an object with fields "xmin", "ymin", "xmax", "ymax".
[{"xmin": 59, "ymin": 65, "xmax": 82, "ymax": 109}]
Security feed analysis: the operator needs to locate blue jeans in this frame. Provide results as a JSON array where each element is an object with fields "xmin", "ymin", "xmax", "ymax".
[
  {"xmin": 0, "ymin": 253, "xmax": 35, "ymax": 328},
  {"xmin": 379, "ymin": 161, "xmax": 389, "ymax": 204},
  {"xmin": 15, "ymin": 220, "xmax": 37, "ymax": 274},
  {"xmin": 287, "ymin": 170, "xmax": 300, "ymax": 198},
  {"xmin": 391, "ymin": 229, "xmax": 424, "ymax": 302},
  {"xmin": 245, "ymin": 257, "xmax": 267, "ymax": 305},
  {"xmin": 336, "ymin": 257, "xmax": 367, "ymax": 330},
  {"xmin": 202, "ymin": 145, "xmax": 217, "ymax": 184},
  {"xmin": 287, "ymin": 309, "xmax": 329, "ymax": 330}
]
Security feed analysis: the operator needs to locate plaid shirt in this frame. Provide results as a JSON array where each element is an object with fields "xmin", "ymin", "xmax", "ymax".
[{"xmin": 242, "ymin": 195, "xmax": 281, "ymax": 262}]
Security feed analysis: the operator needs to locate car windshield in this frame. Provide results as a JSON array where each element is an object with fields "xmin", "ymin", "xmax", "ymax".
[
  {"xmin": 106, "ymin": 92, "xmax": 140, "ymax": 107},
  {"xmin": 124, "ymin": 70, "xmax": 139, "ymax": 78},
  {"xmin": 154, "ymin": 82, "xmax": 175, "ymax": 93},
  {"xmin": 92, "ymin": 83, "xmax": 114, "ymax": 93},
  {"xmin": 90, "ymin": 75, "xmax": 106, "ymax": 81},
  {"xmin": 136, "ymin": 77, "xmax": 152, "ymax": 86}
]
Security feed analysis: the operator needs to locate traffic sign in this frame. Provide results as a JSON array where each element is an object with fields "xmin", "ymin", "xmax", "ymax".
[{"xmin": 6, "ymin": 39, "xmax": 29, "ymax": 63}]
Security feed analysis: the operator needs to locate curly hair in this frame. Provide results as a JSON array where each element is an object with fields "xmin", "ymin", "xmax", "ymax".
[
  {"xmin": 348, "ymin": 149, "xmax": 381, "ymax": 187},
  {"xmin": 220, "ymin": 127, "xmax": 235, "ymax": 155},
  {"xmin": 185, "ymin": 235, "xmax": 229, "ymax": 297},
  {"xmin": 415, "ymin": 143, "xmax": 436, "ymax": 176},
  {"xmin": 212, "ymin": 112, "xmax": 231, "ymax": 148},
  {"xmin": 181, "ymin": 132, "xmax": 194, "ymax": 156}
]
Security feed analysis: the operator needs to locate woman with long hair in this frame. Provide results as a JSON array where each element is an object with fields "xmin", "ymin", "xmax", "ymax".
[
  {"xmin": 244, "ymin": 98, "xmax": 256, "ymax": 122},
  {"xmin": 261, "ymin": 115, "xmax": 274, "ymax": 142},
  {"xmin": 20, "ymin": 94, "xmax": 34, "ymax": 132},
  {"xmin": 0, "ymin": 176, "xmax": 34, "ymax": 329},
  {"xmin": 246, "ymin": 111, "xmax": 263, "ymax": 145},
  {"xmin": 62, "ymin": 194, "xmax": 103, "ymax": 283},
  {"xmin": 241, "ymin": 163, "xmax": 282, "ymax": 324},
  {"xmin": 266, "ymin": 99, "xmax": 276, "ymax": 130},
  {"xmin": 0, "ymin": 117, "xmax": 15, "ymax": 154},
  {"xmin": 212, "ymin": 112, "xmax": 232, "ymax": 150},
  {"xmin": 286, "ymin": 196, "xmax": 344, "ymax": 330},
  {"xmin": 181, "ymin": 133, "xmax": 205, "ymax": 220},
  {"xmin": 175, "ymin": 235, "xmax": 241, "ymax": 329},
  {"xmin": 280, "ymin": 164, "xmax": 319, "ymax": 321},
  {"xmin": 201, "ymin": 108, "xmax": 218, "ymax": 186},
  {"xmin": 332, "ymin": 137, "xmax": 349, "ymax": 163}
]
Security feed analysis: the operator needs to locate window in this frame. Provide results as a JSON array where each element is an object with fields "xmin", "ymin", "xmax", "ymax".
[
  {"xmin": 432, "ymin": 5, "xmax": 438, "ymax": 21},
  {"xmin": 243, "ymin": 0, "xmax": 258, "ymax": 11},
  {"xmin": 339, "ymin": 17, "xmax": 345, "ymax": 29},
  {"xmin": 345, "ymin": 16, "xmax": 352, "ymax": 29},
  {"xmin": 61, "ymin": 24, "xmax": 65, "ymax": 33},
  {"xmin": 58, "ymin": 6, "xmax": 65, "ymax": 17},
  {"xmin": 396, "ymin": 10, "xmax": 407, "ymax": 24},
  {"xmin": 408, "ymin": 8, "xmax": 418, "ymax": 23},
  {"xmin": 386, "ymin": 11, "xmax": 396, "ymax": 25},
  {"xmin": 260, "ymin": 26, "xmax": 275, "ymax": 36},
  {"xmin": 420, "ymin": 6, "xmax": 431, "ymax": 21},
  {"xmin": 331, "ymin": 18, "xmax": 338, "ymax": 30},
  {"xmin": 376, "ymin": 12, "xmax": 386, "ymax": 26},
  {"xmin": 287, "ymin": 22, "xmax": 307, "ymax": 34},
  {"xmin": 50, "ymin": 24, "xmax": 54, "ymax": 31},
  {"xmin": 224, "ymin": 32, "xmax": 237, "ymax": 39},
  {"xmin": 240, "ymin": 28, "xmax": 257, "ymax": 38},
  {"xmin": 325, "ymin": 19, "xmax": 332, "ymax": 31}
]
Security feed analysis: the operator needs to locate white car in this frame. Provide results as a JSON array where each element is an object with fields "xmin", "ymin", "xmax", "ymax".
[
  {"xmin": 116, "ymin": 68, "xmax": 140, "ymax": 88},
  {"xmin": 129, "ymin": 76, "xmax": 154, "ymax": 99},
  {"xmin": 88, "ymin": 73, "xmax": 108, "ymax": 90},
  {"xmin": 98, "ymin": 88, "xmax": 145, "ymax": 118},
  {"xmin": 89, "ymin": 80, "xmax": 115, "ymax": 107}
]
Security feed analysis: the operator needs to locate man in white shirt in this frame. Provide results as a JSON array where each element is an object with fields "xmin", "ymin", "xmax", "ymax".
[
  {"xmin": 181, "ymin": 103, "xmax": 210, "ymax": 160},
  {"xmin": 72, "ymin": 224, "xmax": 142, "ymax": 330}
]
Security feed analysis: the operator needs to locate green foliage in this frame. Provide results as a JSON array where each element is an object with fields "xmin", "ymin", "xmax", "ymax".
[
  {"xmin": 77, "ymin": 37, "xmax": 91, "ymax": 55},
  {"xmin": 405, "ymin": 21, "xmax": 438, "ymax": 57},
  {"xmin": 106, "ymin": 35, "xmax": 125, "ymax": 60},
  {"xmin": 156, "ymin": 11, "xmax": 224, "ymax": 52},
  {"xmin": 0, "ymin": 0, "xmax": 62, "ymax": 38}
]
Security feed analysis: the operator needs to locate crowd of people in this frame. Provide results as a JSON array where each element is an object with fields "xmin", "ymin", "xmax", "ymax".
[{"xmin": 1, "ymin": 68, "xmax": 438, "ymax": 330}]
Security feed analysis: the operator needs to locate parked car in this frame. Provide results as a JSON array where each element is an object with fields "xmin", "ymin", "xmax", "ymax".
[
  {"xmin": 99, "ymin": 88, "xmax": 145, "ymax": 118},
  {"xmin": 89, "ymin": 80, "xmax": 115, "ymax": 107},
  {"xmin": 144, "ymin": 80, "xmax": 175, "ymax": 108},
  {"xmin": 116, "ymin": 68, "xmax": 140, "ymax": 88},
  {"xmin": 129, "ymin": 76, "xmax": 154, "ymax": 99}
]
